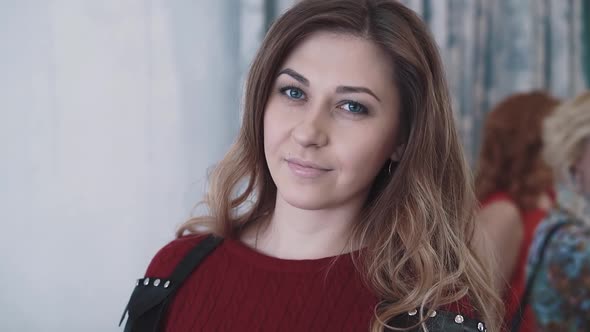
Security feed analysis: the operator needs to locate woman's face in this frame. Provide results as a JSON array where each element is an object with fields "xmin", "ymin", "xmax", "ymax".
[
  {"xmin": 574, "ymin": 138, "xmax": 590, "ymax": 194},
  {"xmin": 263, "ymin": 31, "xmax": 402, "ymax": 211}
]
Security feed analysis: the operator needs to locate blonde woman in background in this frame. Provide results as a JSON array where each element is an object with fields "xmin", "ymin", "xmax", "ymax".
[
  {"xmin": 526, "ymin": 91, "xmax": 590, "ymax": 331},
  {"xmin": 474, "ymin": 92, "xmax": 558, "ymax": 332}
]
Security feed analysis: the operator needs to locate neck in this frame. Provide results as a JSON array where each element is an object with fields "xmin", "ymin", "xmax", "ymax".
[{"xmin": 251, "ymin": 193, "xmax": 362, "ymax": 260}]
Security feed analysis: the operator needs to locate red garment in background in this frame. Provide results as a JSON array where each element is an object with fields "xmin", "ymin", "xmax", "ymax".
[{"xmin": 481, "ymin": 191, "xmax": 552, "ymax": 332}]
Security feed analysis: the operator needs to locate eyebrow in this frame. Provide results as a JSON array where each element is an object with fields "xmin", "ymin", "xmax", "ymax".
[
  {"xmin": 277, "ymin": 68, "xmax": 382, "ymax": 103},
  {"xmin": 335, "ymin": 86, "xmax": 381, "ymax": 102},
  {"xmin": 278, "ymin": 68, "xmax": 309, "ymax": 86}
]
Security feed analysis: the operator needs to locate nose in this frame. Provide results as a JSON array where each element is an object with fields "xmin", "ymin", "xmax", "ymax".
[{"xmin": 291, "ymin": 104, "xmax": 329, "ymax": 148}]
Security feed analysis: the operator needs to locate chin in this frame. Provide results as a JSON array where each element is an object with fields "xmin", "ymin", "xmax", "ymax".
[{"xmin": 278, "ymin": 188, "xmax": 336, "ymax": 211}]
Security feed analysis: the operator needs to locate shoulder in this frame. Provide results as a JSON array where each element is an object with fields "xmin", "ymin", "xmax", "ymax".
[
  {"xmin": 145, "ymin": 234, "xmax": 210, "ymax": 278},
  {"xmin": 480, "ymin": 191, "xmax": 513, "ymax": 206},
  {"xmin": 532, "ymin": 209, "xmax": 589, "ymax": 251},
  {"xmin": 529, "ymin": 210, "xmax": 590, "ymax": 325},
  {"xmin": 479, "ymin": 197, "xmax": 520, "ymax": 218},
  {"xmin": 544, "ymin": 215, "xmax": 590, "ymax": 270},
  {"xmin": 529, "ymin": 208, "xmax": 590, "ymax": 283},
  {"xmin": 477, "ymin": 197, "xmax": 522, "ymax": 232}
]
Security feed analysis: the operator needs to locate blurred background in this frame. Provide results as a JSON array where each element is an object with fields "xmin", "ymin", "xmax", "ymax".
[{"xmin": 0, "ymin": 0, "xmax": 588, "ymax": 331}]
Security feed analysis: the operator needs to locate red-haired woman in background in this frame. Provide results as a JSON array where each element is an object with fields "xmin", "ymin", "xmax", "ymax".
[{"xmin": 475, "ymin": 91, "xmax": 559, "ymax": 332}]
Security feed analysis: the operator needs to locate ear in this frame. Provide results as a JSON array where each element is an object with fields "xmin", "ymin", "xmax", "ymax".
[{"xmin": 391, "ymin": 144, "xmax": 405, "ymax": 162}]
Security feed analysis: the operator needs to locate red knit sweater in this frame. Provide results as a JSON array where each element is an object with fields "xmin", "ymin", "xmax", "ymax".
[{"xmin": 145, "ymin": 235, "xmax": 475, "ymax": 331}]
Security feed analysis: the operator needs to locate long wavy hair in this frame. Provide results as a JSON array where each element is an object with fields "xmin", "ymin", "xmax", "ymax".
[
  {"xmin": 178, "ymin": 0, "xmax": 501, "ymax": 330},
  {"xmin": 475, "ymin": 92, "xmax": 559, "ymax": 210}
]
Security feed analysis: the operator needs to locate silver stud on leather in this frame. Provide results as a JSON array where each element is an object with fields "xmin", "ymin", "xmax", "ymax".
[
  {"xmin": 454, "ymin": 315, "xmax": 464, "ymax": 324},
  {"xmin": 478, "ymin": 322, "xmax": 484, "ymax": 331},
  {"xmin": 136, "ymin": 279, "xmax": 139, "ymax": 286},
  {"xmin": 154, "ymin": 279, "xmax": 161, "ymax": 287},
  {"xmin": 164, "ymin": 280, "xmax": 171, "ymax": 288},
  {"xmin": 429, "ymin": 310, "xmax": 437, "ymax": 318},
  {"xmin": 408, "ymin": 309, "xmax": 418, "ymax": 316},
  {"xmin": 143, "ymin": 278, "xmax": 150, "ymax": 286}
]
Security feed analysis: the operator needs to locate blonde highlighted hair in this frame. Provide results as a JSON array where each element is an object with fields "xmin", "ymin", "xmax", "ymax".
[
  {"xmin": 543, "ymin": 91, "xmax": 590, "ymax": 223},
  {"xmin": 178, "ymin": 0, "xmax": 502, "ymax": 330}
]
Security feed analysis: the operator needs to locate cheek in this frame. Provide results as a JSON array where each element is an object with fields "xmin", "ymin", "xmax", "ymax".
[
  {"xmin": 336, "ymin": 127, "xmax": 396, "ymax": 176},
  {"xmin": 263, "ymin": 114, "xmax": 277, "ymax": 158},
  {"xmin": 263, "ymin": 103, "xmax": 290, "ymax": 155}
]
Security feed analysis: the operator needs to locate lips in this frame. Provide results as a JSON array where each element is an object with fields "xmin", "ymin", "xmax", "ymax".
[{"xmin": 285, "ymin": 157, "xmax": 332, "ymax": 178}]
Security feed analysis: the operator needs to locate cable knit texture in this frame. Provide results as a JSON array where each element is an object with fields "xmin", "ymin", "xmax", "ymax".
[{"xmin": 145, "ymin": 234, "xmax": 474, "ymax": 332}]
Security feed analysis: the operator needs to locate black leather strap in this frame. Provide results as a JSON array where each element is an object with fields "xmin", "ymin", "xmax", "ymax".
[
  {"xmin": 510, "ymin": 220, "xmax": 570, "ymax": 332},
  {"xmin": 120, "ymin": 234, "xmax": 223, "ymax": 331},
  {"xmin": 166, "ymin": 234, "xmax": 223, "ymax": 290},
  {"xmin": 387, "ymin": 308, "xmax": 488, "ymax": 331}
]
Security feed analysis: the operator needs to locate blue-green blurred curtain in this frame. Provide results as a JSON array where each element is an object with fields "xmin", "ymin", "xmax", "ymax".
[
  {"xmin": 268, "ymin": 0, "xmax": 590, "ymax": 162},
  {"xmin": 400, "ymin": 0, "xmax": 590, "ymax": 162}
]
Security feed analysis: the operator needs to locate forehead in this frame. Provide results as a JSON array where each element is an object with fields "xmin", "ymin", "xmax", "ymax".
[{"xmin": 279, "ymin": 31, "xmax": 395, "ymax": 88}]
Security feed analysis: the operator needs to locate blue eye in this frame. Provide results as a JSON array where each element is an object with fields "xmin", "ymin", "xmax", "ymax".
[
  {"xmin": 280, "ymin": 86, "xmax": 305, "ymax": 100},
  {"xmin": 341, "ymin": 101, "xmax": 367, "ymax": 114}
]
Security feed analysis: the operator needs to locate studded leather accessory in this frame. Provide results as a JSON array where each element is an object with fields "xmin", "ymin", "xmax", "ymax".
[
  {"xmin": 389, "ymin": 308, "xmax": 488, "ymax": 331},
  {"xmin": 119, "ymin": 235, "xmax": 222, "ymax": 332}
]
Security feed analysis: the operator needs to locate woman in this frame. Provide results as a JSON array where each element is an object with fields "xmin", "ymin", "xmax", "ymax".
[
  {"xmin": 122, "ymin": 0, "xmax": 501, "ymax": 331},
  {"xmin": 474, "ymin": 92, "xmax": 559, "ymax": 331},
  {"xmin": 527, "ymin": 91, "xmax": 590, "ymax": 331}
]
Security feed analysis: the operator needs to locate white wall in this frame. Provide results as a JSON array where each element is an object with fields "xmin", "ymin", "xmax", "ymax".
[{"xmin": 0, "ymin": 0, "xmax": 269, "ymax": 331}]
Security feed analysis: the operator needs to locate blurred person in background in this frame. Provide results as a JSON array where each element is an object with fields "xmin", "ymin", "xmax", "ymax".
[
  {"xmin": 526, "ymin": 91, "xmax": 590, "ymax": 331},
  {"xmin": 474, "ymin": 91, "xmax": 559, "ymax": 332},
  {"xmin": 120, "ymin": 0, "xmax": 502, "ymax": 331}
]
